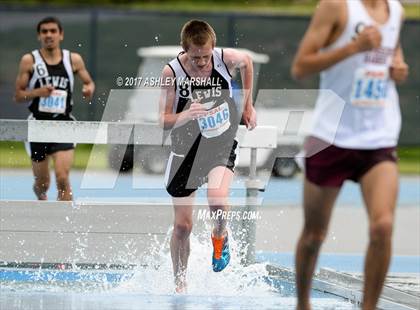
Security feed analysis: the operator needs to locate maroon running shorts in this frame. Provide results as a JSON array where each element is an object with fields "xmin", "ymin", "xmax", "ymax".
[{"xmin": 304, "ymin": 137, "xmax": 397, "ymax": 187}]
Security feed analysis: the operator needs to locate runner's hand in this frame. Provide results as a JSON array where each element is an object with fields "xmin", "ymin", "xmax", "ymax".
[
  {"xmin": 82, "ymin": 84, "xmax": 94, "ymax": 100},
  {"xmin": 354, "ymin": 26, "xmax": 382, "ymax": 52},
  {"xmin": 187, "ymin": 101, "xmax": 207, "ymax": 120},
  {"xmin": 390, "ymin": 60, "xmax": 408, "ymax": 84},
  {"xmin": 36, "ymin": 85, "xmax": 54, "ymax": 97},
  {"xmin": 243, "ymin": 105, "xmax": 257, "ymax": 130}
]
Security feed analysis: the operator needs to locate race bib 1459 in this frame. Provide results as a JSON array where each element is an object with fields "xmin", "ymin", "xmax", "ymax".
[{"xmin": 350, "ymin": 67, "xmax": 388, "ymax": 107}]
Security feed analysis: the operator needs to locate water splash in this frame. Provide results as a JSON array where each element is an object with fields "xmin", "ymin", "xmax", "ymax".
[
  {"xmin": 0, "ymin": 229, "xmax": 356, "ymax": 309},
  {"xmin": 114, "ymin": 227, "xmax": 279, "ymax": 297}
]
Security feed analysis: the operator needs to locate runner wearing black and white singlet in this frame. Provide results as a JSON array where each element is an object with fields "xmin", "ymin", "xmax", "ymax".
[
  {"xmin": 26, "ymin": 49, "xmax": 76, "ymax": 162},
  {"xmin": 15, "ymin": 17, "xmax": 95, "ymax": 201},
  {"xmin": 28, "ymin": 48, "xmax": 74, "ymax": 121},
  {"xmin": 159, "ymin": 20, "xmax": 256, "ymax": 293},
  {"xmin": 165, "ymin": 48, "xmax": 239, "ymax": 198}
]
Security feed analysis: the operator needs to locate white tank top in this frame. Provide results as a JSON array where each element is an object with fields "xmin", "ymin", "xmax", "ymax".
[{"xmin": 310, "ymin": 0, "xmax": 403, "ymax": 149}]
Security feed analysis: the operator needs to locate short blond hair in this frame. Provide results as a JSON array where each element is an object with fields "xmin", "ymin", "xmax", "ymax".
[{"xmin": 180, "ymin": 20, "xmax": 216, "ymax": 51}]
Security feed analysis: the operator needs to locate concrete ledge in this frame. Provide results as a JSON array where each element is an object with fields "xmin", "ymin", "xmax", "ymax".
[
  {"xmin": 1, "ymin": 201, "xmax": 419, "ymax": 263},
  {"xmin": 318, "ymin": 268, "xmax": 420, "ymax": 309},
  {"xmin": 268, "ymin": 264, "xmax": 419, "ymax": 310},
  {"xmin": 0, "ymin": 200, "xmax": 259, "ymax": 264}
]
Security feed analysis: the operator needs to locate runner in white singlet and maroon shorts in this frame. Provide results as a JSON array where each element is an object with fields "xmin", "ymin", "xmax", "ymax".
[{"xmin": 291, "ymin": 1, "xmax": 408, "ymax": 309}]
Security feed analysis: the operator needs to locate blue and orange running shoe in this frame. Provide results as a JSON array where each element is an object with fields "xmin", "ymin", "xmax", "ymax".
[{"xmin": 211, "ymin": 233, "xmax": 230, "ymax": 272}]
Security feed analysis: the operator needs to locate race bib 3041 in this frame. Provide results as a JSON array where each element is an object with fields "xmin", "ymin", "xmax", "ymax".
[{"xmin": 39, "ymin": 89, "xmax": 67, "ymax": 114}]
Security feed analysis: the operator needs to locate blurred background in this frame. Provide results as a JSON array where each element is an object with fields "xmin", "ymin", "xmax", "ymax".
[{"xmin": 0, "ymin": 0, "xmax": 419, "ymax": 174}]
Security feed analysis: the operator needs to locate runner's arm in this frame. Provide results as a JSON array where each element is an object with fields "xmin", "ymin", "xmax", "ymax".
[
  {"xmin": 223, "ymin": 48, "xmax": 256, "ymax": 129},
  {"xmin": 222, "ymin": 48, "xmax": 253, "ymax": 110},
  {"xmin": 158, "ymin": 66, "xmax": 206, "ymax": 129},
  {"xmin": 390, "ymin": 10, "xmax": 408, "ymax": 84},
  {"xmin": 71, "ymin": 52, "xmax": 95, "ymax": 100},
  {"xmin": 14, "ymin": 54, "xmax": 53, "ymax": 102},
  {"xmin": 291, "ymin": 0, "xmax": 361, "ymax": 80}
]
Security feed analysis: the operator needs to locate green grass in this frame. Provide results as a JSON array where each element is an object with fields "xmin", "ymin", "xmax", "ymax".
[
  {"xmin": 1, "ymin": 141, "xmax": 419, "ymax": 174},
  {"xmin": 5, "ymin": 0, "xmax": 420, "ymax": 19},
  {"xmin": 398, "ymin": 146, "xmax": 420, "ymax": 175},
  {"xmin": 0, "ymin": 142, "xmax": 108, "ymax": 170},
  {"xmin": 132, "ymin": 2, "xmax": 420, "ymax": 19},
  {"xmin": 130, "ymin": 1, "xmax": 316, "ymax": 16}
]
